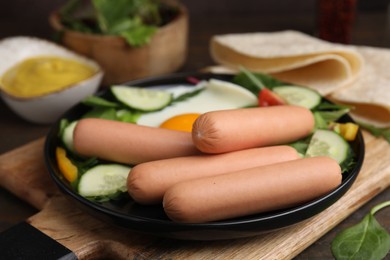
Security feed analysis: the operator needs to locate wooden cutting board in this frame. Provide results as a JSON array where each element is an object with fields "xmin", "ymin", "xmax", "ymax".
[{"xmin": 0, "ymin": 131, "xmax": 389, "ymax": 259}]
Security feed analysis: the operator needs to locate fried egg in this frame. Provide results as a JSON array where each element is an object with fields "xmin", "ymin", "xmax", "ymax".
[
  {"xmin": 159, "ymin": 113, "xmax": 201, "ymax": 132},
  {"xmin": 136, "ymin": 78, "xmax": 257, "ymax": 130}
]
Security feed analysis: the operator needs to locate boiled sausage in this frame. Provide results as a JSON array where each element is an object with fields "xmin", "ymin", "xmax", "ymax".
[
  {"xmin": 192, "ymin": 106, "xmax": 314, "ymax": 153},
  {"xmin": 73, "ymin": 118, "xmax": 201, "ymax": 165},
  {"xmin": 163, "ymin": 156, "xmax": 341, "ymax": 223},
  {"xmin": 128, "ymin": 145, "xmax": 300, "ymax": 204}
]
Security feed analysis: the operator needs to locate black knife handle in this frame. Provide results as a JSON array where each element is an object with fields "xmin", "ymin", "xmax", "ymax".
[{"xmin": 0, "ymin": 221, "xmax": 76, "ymax": 260}]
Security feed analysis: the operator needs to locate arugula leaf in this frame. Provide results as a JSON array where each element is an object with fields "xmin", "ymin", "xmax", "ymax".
[
  {"xmin": 316, "ymin": 102, "xmax": 352, "ymax": 111},
  {"xmin": 70, "ymin": 156, "xmax": 100, "ymax": 190},
  {"xmin": 313, "ymin": 111, "xmax": 328, "ymax": 129},
  {"xmin": 357, "ymin": 121, "xmax": 390, "ymax": 144},
  {"xmin": 233, "ymin": 68, "xmax": 290, "ymax": 95},
  {"xmin": 315, "ymin": 108, "xmax": 350, "ymax": 123},
  {"xmin": 289, "ymin": 135, "xmax": 312, "ymax": 155},
  {"xmin": 383, "ymin": 130, "xmax": 390, "ymax": 143},
  {"xmin": 82, "ymin": 96, "xmax": 119, "ymax": 108},
  {"xmin": 172, "ymin": 88, "xmax": 204, "ymax": 104},
  {"xmin": 332, "ymin": 201, "xmax": 390, "ymax": 260},
  {"xmin": 58, "ymin": 118, "xmax": 70, "ymax": 139},
  {"xmin": 87, "ymin": 190, "xmax": 130, "ymax": 203},
  {"xmin": 239, "ymin": 66, "xmax": 266, "ymax": 90},
  {"xmin": 116, "ymin": 109, "xmax": 140, "ymax": 123},
  {"xmin": 340, "ymin": 148, "xmax": 355, "ymax": 174},
  {"xmin": 81, "ymin": 102, "xmax": 140, "ymax": 123},
  {"xmin": 82, "ymin": 107, "xmax": 119, "ymax": 120}
]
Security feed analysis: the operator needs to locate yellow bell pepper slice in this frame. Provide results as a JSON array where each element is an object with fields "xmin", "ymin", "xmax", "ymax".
[
  {"xmin": 56, "ymin": 147, "xmax": 78, "ymax": 183},
  {"xmin": 339, "ymin": 122, "xmax": 359, "ymax": 141}
]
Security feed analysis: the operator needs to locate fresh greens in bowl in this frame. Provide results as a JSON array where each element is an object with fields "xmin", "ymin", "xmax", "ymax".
[{"xmin": 57, "ymin": 0, "xmax": 179, "ymax": 47}]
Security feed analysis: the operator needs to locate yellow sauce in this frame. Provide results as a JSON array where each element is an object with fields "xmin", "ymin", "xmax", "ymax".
[{"xmin": 0, "ymin": 56, "xmax": 97, "ymax": 98}]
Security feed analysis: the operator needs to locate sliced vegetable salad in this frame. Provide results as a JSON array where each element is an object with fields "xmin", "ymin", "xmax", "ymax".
[
  {"xmin": 235, "ymin": 67, "xmax": 358, "ymax": 172},
  {"xmin": 56, "ymin": 69, "xmax": 360, "ymax": 202}
]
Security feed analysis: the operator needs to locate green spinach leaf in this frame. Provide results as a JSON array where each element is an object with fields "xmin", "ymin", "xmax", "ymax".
[{"xmin": 332, "ymin": 201, "xmax": 390, "ymax": 260}]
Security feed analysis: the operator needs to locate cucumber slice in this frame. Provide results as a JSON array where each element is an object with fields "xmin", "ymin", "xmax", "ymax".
[
  {"xmin": 272, "ymin": 86, "xmax": 321, "ymax": 109},
  {"xmin": 111, "ymin": 85, "xmax": 172, "ymax": 111},
  {"xmin": 78, "ymin": 164, "xmax": 131, "ymax": 198},
  {"xmin": 305, "ymin": 129, "xmax": 349, "ymax": 164},
  {"xmin": 62, "ymin": 120, "xmax": 78, "ymax": 153}
]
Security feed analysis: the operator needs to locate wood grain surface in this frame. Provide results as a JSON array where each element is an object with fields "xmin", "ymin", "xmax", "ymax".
[{"xmin": 0, "ymin": 131, "xmax": 389, "ymax": 259}]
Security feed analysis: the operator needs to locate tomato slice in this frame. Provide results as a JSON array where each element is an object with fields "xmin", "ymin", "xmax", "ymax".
[{"xmin": 258, "ymin": 88, "xmax": 286, "ymax": 107}]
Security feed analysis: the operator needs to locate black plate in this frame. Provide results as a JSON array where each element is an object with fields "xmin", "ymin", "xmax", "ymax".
[{"xmin": 44, "ymin": 72, "xmax": 365, "ymax": 240}]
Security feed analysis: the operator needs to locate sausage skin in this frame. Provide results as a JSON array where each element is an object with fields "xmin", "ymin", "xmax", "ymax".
[
  {"xmin": 192, "ymin": 106, "xmax": 314, "ymax": 154},
  {"xmin": 163, "ymin": 156, "xmax": 342, "ymax": 223},
  {"xmin": 128, "ymin": 145, "xmax": 300, "ymax": 204},
  {"xmin": 73, "ymin": 118, "xmax": 201, "ymax": 165}
]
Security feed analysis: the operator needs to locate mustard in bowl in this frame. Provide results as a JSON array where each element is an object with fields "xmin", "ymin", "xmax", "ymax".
[{"xmin": 0, "ymin": 36, "xmax": 103, "ymax": 124}]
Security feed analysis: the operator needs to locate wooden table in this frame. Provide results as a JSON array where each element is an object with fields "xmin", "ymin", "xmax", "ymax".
[{"xmin": 1, "ymin": 9, "xmax": 389, "ymax": 259}]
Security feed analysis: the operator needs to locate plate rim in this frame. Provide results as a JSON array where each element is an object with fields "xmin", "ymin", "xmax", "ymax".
[{"xmin": 44, "ymin": 72, "xmax": 365, "ymax": 239}]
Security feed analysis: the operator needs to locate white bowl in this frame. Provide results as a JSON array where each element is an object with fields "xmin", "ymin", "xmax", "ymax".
[{"xmin": 0, "ymin": 36, "xmax": 103, "ymax": 124}]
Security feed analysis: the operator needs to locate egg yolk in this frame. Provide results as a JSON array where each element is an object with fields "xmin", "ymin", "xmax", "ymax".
[{"xmin": 160, "ymin": 113, "xmax": 201, "ymax": 132}]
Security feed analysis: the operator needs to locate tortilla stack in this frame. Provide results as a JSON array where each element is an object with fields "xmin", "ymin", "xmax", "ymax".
[{"xmin": 208, "ymin": 30, "xmax": 390, "ymax": 127}]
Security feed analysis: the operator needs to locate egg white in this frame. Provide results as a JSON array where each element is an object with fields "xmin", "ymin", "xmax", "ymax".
[{"xmin": 136, "ymin": 78, "xmax": 258, "ymax": 127}]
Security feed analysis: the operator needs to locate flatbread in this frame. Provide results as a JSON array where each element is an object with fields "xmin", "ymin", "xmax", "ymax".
[
  {"xmin": 209, "ymin": 30, "xmax": 390, "ymax": 127},
  {"xmin": 210, "ymin": 30, "xmax": 363, "ymax": 95},
  {"xmin": 329, "ymin": 46, "xmax": 390, "ymax": 127}
]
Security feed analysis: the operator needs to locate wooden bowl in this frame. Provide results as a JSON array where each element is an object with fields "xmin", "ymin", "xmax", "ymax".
[{"xmin": 49, "ymin": 1, "xmax": 188, "ymax": 86}]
